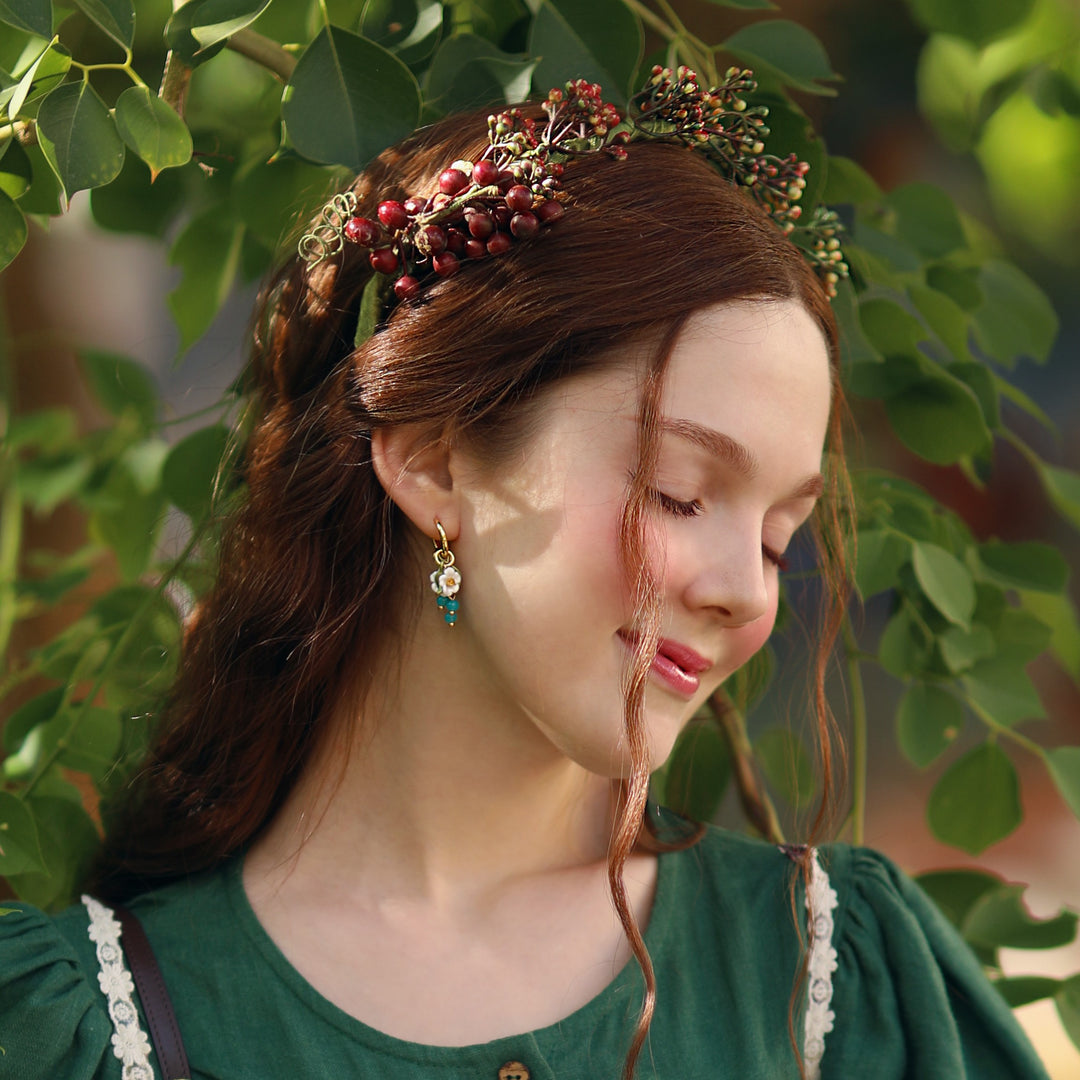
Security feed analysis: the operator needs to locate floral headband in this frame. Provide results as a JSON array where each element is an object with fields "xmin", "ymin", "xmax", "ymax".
[{"xmin": 299, "ymin": 66, "xmax": 849, "ymax": 340}]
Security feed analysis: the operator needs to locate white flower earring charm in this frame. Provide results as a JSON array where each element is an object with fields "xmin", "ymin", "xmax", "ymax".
[{"xmin": 429, "ymin": 520, "xmax": 461, "ymax": 627}]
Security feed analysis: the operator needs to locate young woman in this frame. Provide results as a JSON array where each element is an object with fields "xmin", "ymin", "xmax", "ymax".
[{"xmin": 0, "ymin": 77, "xmax": 1051, "ymax": 1080}]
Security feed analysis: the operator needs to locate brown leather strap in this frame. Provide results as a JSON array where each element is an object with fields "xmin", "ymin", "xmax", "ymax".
[{"xmin": 114, "ymin": 905, "xmax": 191, "ymax": 1080}]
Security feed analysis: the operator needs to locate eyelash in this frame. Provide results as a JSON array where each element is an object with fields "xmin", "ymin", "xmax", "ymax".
[{"xmin": 647, "ymin": 488, "xmax": 791, "ymax": 572}]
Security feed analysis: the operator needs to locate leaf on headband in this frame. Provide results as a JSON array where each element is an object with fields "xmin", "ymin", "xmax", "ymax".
[{"xmin": 354, "ymin": 275, "xmax": 384, "ymax": 349}]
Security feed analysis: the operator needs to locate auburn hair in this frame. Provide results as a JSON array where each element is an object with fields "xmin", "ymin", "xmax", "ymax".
[{"xmin": 90, "ymin": 105, "xmax": 851, "ymax": 1079}]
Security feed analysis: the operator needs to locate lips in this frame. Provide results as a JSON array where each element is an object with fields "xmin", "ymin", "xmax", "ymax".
[{"xmin": 619, "ymin": 632, "xmax": 713, "ymax": 698}]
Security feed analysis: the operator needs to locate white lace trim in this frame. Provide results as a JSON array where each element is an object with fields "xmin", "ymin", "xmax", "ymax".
[
  {"xmin": 803, "ymin": 850, "xmax": 839, "ymax": 1079},
  {"xmin": 81, "ymin": 895, "xmax": 156, "ymax": 1080}
]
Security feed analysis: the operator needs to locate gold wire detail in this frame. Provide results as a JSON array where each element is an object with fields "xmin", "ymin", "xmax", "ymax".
[{"xmin": 298, "ymin": 191, "xmax": 359, "ymax": 266}]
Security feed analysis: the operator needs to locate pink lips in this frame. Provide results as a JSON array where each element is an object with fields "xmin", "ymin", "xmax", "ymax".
[{"xmin": 619, "ymin": 632, "xmax": 713, "ymax": 698}]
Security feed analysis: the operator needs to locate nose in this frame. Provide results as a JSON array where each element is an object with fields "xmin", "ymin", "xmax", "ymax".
[{"xmin": 681, "ymin": 530, "xmax": 773, "ymax": 627}]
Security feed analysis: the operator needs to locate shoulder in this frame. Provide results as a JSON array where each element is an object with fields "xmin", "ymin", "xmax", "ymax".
[
  {"xmin": 0, "ymin": 899, "xmax": 117, "ymax": 1079},
  {"xmin": 813, "ymin": 844, "xmax": 1052, "ymax": 1079}
]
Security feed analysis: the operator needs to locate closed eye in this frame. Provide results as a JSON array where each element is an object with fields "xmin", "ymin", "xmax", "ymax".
[
  {"xmin": 648, "ymin": 489, "xmax": 704, "ymax": 519},
  {"xmin": 763, "ymin": 546, "xmax": 790, "ymax": 572}
]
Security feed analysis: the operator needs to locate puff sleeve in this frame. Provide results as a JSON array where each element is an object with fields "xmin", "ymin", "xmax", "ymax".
[
  {"xmin": 0, "ymin": 902, "xmax": 115, "ymax": 1080},
  {"xmin": 821, "ymin": 846, "xmax": 1052, "ymax": 1080}
]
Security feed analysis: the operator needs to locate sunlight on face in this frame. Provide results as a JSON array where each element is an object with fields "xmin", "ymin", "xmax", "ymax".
[{"xmin": 452, "ymin": 300, "xmax": 833, "ymax": 777}]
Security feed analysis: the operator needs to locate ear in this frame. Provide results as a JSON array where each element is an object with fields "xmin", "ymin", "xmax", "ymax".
[{"xmin": 370, "ymin": 425, "xmax": 460, "ymax": 541}]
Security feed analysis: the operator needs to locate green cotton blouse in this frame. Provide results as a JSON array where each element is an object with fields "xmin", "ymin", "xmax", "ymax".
[{"xmin": 0, "ymin": 826, "xmax": 1052, "ymax": 1080}]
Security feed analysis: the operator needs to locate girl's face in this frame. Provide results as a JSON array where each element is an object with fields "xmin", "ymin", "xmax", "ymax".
[{"xmin": 451, "ymin": 299, "xmax": 833, "ymax": 777}]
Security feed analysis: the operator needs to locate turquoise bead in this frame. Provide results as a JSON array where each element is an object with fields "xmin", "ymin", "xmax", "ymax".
[
  {"xmin": 446, "ymin": 599, "xmax": 459, "ymax": 611},
  {"xmin": 445, "ymin": 612, "xmax": 457, "ymax": 624},
  {"xmin": 437, "ymin": 595, "xmax": 448, "ymax": 607}
]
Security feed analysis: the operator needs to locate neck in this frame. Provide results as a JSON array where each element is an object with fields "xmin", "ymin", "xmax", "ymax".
[{"xmin": 247, "ymin": 611, "xmax": 623, "ymax": 910}]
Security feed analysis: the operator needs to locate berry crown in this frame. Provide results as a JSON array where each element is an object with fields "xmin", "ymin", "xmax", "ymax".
[{"xmin": 299, "ymin": 66, "xmax": 849, "ymax": 338}]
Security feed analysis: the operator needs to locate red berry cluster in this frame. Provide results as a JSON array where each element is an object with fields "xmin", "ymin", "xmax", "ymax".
[{"xmin": 338, "ymin": 158, "xmax": 566, "ymax": 301}]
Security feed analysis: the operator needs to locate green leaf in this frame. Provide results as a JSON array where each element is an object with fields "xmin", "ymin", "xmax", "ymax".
[
  {"xmin": 946, "ymin": 362, "xmax": 998, "ymax": 430},
  {"xmin": 16, "ymin": 453, "xmax": 94, "ymax": 513},
  {"xmin": 995, "ymin": 976, "xmax": 1061, "ymax": 1008},
  {"xmin": 938, "ymin": 622, "xmax": 995, "ymax": 673},
  {"xmin": 89, "ymin": 152, "xmax": 186, "ymax": 237},
  {"xmin": 1057, "ymin": 975, "xmax": 1080, "ymax": 1052},
  {"xmin": 5, "ymin": 40, "xmax": 70, "ymax": 122},
  {"xmin": 854, "ymin": 529, "xmax": 910, "ymax": 598},
  {"xmin": 0, "ymin": 791, "xmax": 46, "ymax": 875},
  {"xmin": 821, "ymin": 155, "xmax": 881, "ymax": 204},
  {"xmin": 912, "ymin": 541, "xmax": 975, "ymax": 629},
  {"xmin": 878, "ymin": 605, "xmax": 931, "ymax": 679},
  {"xmin": 915, "ymin": 867, "xmax": 1001, "ymax": 928},
  {"xmin": 886, "ymin": 182, "xmax": 965, "ymax": 259},
  {"xmin": 978, "ymin": 540, "xmax": 1069, "ymax": 593},
  {"xmin": 0, "ymin": 139, "xmax": 34, "ymax": 200},
  {"xmin": 89, "ymin": 460, "xmax": 166, "ymax": 581},
  {"xmin": 907, "ymin": 0, "xmax": 1036, "ymax": 48},
  {"xmin": 167, "ymin": 209, "xmax": 244, "ymax": 352},
  {"xmin": 232, "ymin": 157, "xmax": 339, "ymax": 252},
  {"xmin": 993, "ymin": 374, "xmax": 1054, "ymax": 433},
  {"xmin": 971, "ymin": 259, "xmax": 1057, "ymax": 368},
  {"xmin": 283, "ymin": 25, "xmax": 422, "ymax": 172},
  {"xmin": 36, "ymin": 80, "xmax": 125, "ymax": 199},
  {"xmin": 16, "ymin": 141, "xmax": 63, "ymax": 215},
  {"xmin": 0, "ymin": 0, "xmax": 52, "ymax": 36},
  {"xmin": 72, "ymin": 0, "xmax": 134, "ymax": 49},
  {"xmin": 0, "ymin": 186, "xmax": 27, "ymax": 271},
  {"xmin": 1046, "ymin": 747, "xmax": 1080, "ymax": 820},
  {"xmin": 6, "ymin": 407, "xmax": 76, "ymax": 451},
  {"xmin": 884, "ymin": 374, "xmax": 990, "ymax": 465},
  {"xmin": 1036, "ymin": 463, "xmax": 1080, "ymax": 532},
  {"xmin": 5, "ymin": 795, "xmax": 99, "ymax": 910},
  {"xmin": 964, "ymin": 885, "xmax": 1077, "ymax": 950},
  {"xmin": 961, "ymin": 660, "xmax": 1045, "ymax": 727},
  {"xmin": 354, "ymin": 273, "xmax": 384, "ymax": 349},
  {"xmin": 528, "ymin": 0, "xmax": 643, "ymax": 104},
  {"xmin": 79, "ymin": 349, "xmax": 158, "ymax": 425},
  {"xmin": 754, "ymin": 727, "xmax": 815, "ymax": 808},
  {"xmin": 3, "ymin": 687, "xmax": 63, "ymax": 754},
  {"xmin": 660, "ymin": 719, "xmax": 731, "ymax": 821},
  {"xmin": 896, "ymin": 682, "xmax": 964, "ymax": 768},
  {"xmin": 926, "ymin": 742, "xmax": 1022, "ymax": 854},
  {"xmin": 187, "ymin": 0, "xmax": 271, "ymax": 49},
  {"xmin": 926, "ymin": 264, "xmax": 982, "ymax": 312},
  {"xmin": 53, "ymin": 705, "xmax": 122, "ymax": 777},
  {"xmin": 908, "ymin": 284, "xmax": 971, "ymax": 363},
  {"xmin": 1021, "ymin": 591, "xmax": 1080, "ymax": 680},
  {"xmin": 162, "ymin": 423, "xmax": 230, "ymax": 520},
  {"xmin": 722, "ymin": 19, "xmax": 838, "ymax": 96},
  {"xmin": 164, "ymin": 0, "xmax": 228, "ymax": 66},
  {"xmin": 858, "ymin": 298, "xmax": 923, "ymax": 358},
  {"xmin": 113, "ymin": 86, "xmax": 192, "ymax": 177},
  {"xmin": 424, "ymin": 33, "xmax": 536, "ymax": 112}
]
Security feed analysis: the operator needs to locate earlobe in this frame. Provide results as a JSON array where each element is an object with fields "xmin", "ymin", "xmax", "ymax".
[{"xmin": 370, "ymin": 425, "xmax": 460, "ymax": 540}]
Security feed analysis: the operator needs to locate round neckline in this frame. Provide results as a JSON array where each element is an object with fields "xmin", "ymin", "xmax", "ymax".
[{"xmin": 226, "ymin": 844, "xmax": 680, "ymax": 1066}]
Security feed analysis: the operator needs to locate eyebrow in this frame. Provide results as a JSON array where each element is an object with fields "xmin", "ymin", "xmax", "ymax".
[{"xmin": 661, "ymin": 417, "xmax": 825, "ymax": 500}]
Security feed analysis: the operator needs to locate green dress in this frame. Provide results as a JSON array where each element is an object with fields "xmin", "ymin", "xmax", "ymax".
[{"xmin": 0, "ymin": 826, "xmax": 1051, "ymax": 1080}]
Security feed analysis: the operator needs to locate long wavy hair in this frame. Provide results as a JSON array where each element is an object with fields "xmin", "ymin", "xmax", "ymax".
[{"xmin": 90, "ymin": 105, "xmax": 851, "ymax": 1079}]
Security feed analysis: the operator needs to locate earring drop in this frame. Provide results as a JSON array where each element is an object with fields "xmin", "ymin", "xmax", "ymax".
[{"xmin": 429, "ymin": 520, "xmax": 461, "ymax": 627}]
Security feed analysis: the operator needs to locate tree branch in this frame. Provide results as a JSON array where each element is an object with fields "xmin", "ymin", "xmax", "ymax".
[{"xmin": 226, "ymin": 29, "xmax": 297, "ymax": 83}]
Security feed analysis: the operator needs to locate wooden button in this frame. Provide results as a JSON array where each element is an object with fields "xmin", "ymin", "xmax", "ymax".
[{"xmin": 498, "ymin": 1062, "xmax": 530, "ymax": 1080}]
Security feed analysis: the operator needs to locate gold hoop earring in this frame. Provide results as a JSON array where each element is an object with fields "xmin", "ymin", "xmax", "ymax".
[{"xmin": 429, "ymin": 521, "xmax": 461, "ymax": 627}]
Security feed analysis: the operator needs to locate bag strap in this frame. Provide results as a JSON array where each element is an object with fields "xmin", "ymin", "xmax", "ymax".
[{"xmin": 113, "ymin": 904, "xmax": 192, "ymax": 1080}]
